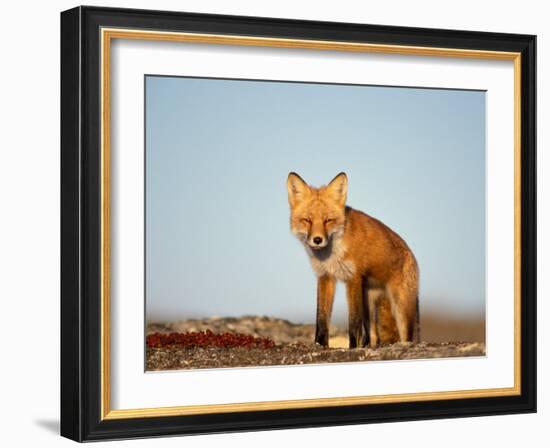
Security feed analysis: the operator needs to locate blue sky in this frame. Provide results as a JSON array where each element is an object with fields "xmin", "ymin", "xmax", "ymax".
[{"xmin": 145, "ymin": 76, "xmax": 485, "ymax": 324}]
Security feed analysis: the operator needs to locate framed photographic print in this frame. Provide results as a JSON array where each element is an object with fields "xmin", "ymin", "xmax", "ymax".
[{"xmin": 60, "ymin": 5, "xmax": 536, "ymax": 442}]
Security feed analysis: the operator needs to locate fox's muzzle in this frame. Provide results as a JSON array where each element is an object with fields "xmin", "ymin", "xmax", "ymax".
[{"xmin": 308, "ymin": 234, "xmax": 328, "ymax": 249}]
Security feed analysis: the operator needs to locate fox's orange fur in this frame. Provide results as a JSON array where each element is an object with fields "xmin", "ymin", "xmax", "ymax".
[{"xmin": 287, "ymin": 172, "xmax": 420, "ymax": 348}]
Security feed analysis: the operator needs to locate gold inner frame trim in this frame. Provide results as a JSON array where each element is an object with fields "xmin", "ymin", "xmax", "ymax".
[{"xmin": 100, "ymin": 27, "xmax": 522, "ymax": 420}]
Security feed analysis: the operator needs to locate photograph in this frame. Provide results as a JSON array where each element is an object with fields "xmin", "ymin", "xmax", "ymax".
[{"xmin": 144, "ymin": 75, "xmax": 487, "ymax": 371}]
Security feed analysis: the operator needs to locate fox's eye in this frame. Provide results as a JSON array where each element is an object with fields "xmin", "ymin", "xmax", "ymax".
[
  {"xmin": 300, "ymin": 218, "xmax": 311, "ymax": 225},
  {"xmin": 325, "ymin": 218, "xmax": 335, "ymax": 224}
]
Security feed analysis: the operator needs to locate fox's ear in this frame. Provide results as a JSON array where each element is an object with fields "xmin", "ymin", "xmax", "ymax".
[
  {"xmin": 287, "ymin": 172, "xmax": 310, "ymax": 207},
  {"xmin": 326, "ymin": 172, "xmax": 348, "ymax": 206}
]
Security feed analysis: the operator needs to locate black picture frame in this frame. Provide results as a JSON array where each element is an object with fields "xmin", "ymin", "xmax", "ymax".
[{"xmin": 61, "ymin": 5, "xmax": 536, "ymax": 442}]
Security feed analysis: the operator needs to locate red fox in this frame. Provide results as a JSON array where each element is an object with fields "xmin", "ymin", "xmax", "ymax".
[{"xmin": 287, "ymin": 172, "xmax": 419, "ymax": 348}]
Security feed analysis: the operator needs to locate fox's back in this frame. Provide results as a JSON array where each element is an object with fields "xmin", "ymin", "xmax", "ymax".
[{"xmin": 342, "ymin": 206, "xmax": 418, "ymax": 283}]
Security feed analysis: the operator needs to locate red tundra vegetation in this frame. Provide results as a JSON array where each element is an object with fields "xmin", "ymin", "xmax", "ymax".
[{"xmin": 146, "ymin": 330, "xmax": 275, "ymax": 349}]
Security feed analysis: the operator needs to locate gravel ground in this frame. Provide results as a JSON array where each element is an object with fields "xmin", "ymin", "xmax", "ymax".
[
  {"xmin": 147, "ymin": 341, "xmax": 485, "ymax": 370},
  {"xmin": 146, "ymin": 316, "xmax": 485, "ymax": 371}
]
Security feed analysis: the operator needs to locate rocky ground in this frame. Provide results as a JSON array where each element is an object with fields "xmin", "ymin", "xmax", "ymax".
[{"xmin": 146, "ymin": 316, "xmax": 485, "ymax": 371}]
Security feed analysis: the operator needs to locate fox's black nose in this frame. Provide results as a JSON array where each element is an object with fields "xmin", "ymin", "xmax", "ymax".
[{"xmin": 313, "ymin": 237, "xmax": 323, "ymax": 245}]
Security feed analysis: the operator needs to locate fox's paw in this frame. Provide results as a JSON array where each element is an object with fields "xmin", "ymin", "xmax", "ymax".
[{"xmin": 314, "ymin": 339, "xmax": 329, "ymax": 348}]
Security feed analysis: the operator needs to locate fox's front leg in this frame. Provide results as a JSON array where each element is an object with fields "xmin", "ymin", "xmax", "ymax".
[
  {"xmin": 346, "ymin": 277, "xmax": 364, "ymax": 348},
  {"xmin": 315, "ymin": 275, "xmax": 336, "ymax": 347}
]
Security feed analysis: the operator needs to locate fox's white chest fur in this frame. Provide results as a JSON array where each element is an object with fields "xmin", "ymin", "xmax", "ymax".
[{"xmin": 306, "ymin": 237, "xmax": 356, "ymax": 281}]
